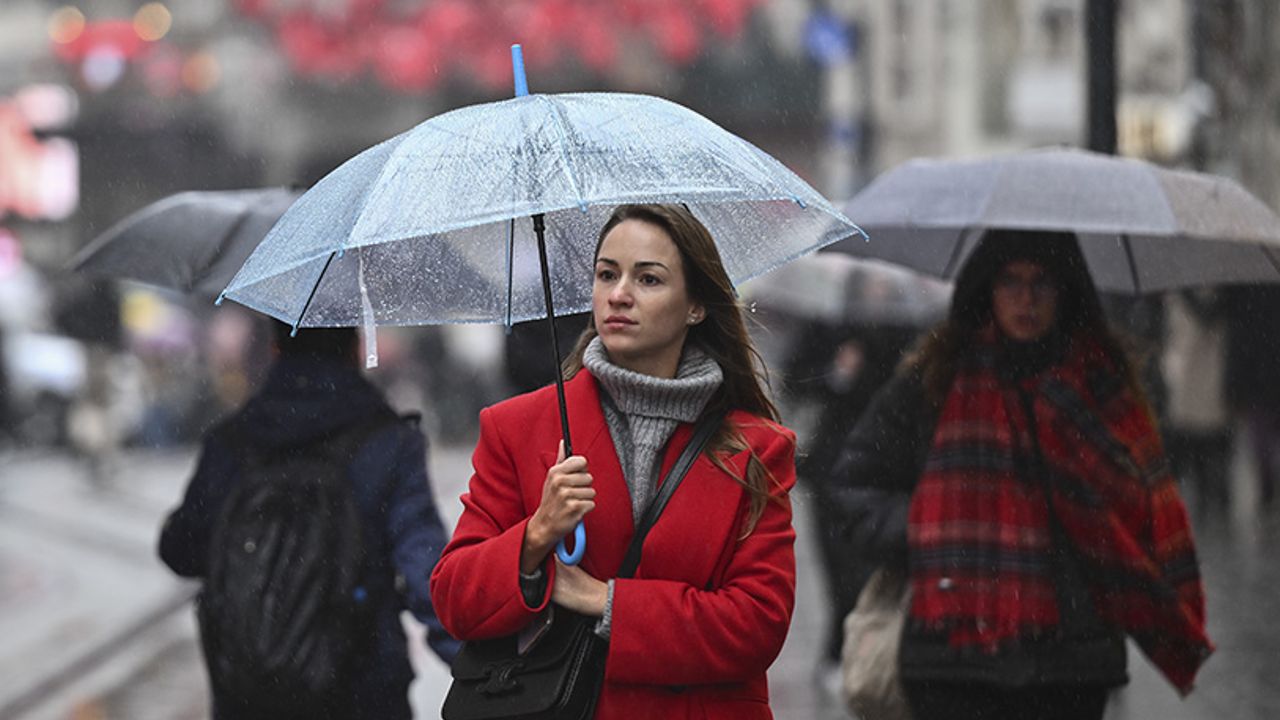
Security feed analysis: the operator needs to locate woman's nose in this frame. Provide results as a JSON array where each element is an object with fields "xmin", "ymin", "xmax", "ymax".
[{"xmin": 608, "ymin": 281, "xmax": 633, "ymax": 305}]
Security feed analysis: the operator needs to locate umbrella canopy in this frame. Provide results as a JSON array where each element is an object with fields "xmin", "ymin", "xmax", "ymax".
[
  {"xmin": 744, "ymin": 253, "xmax": 949, "ymax": 327},
  {"xmin": 217, "ymin": 85, "xmax": 862, "ymax": 566},
  {"xmin": 828, "ymin": 147, "xmax": 1280, "ymax": 293},
  {"xmin": 219, "ymin": 92, "xmax": 861, "ymax": 328},
  {"xmin": 70, "ymin": 188, "xmax": 302, "ymax": 299}
]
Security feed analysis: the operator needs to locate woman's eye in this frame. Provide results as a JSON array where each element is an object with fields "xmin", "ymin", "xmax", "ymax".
[
  {"xmin": 596, "ymin": 269, "xmax": 616, "ymax": 281},
  {"xmin": 639, "ymin": 274, "xmax": 661, "ymax": 286}
]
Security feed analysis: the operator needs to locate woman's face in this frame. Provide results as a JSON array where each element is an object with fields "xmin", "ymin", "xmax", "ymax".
[
  {"xmin": 990, "ymin": 259, "xmax": 1059, "ymax": 342},
  {"xmin": 592, "ymin": 219, "xmax": 703, "ymax": 377}
]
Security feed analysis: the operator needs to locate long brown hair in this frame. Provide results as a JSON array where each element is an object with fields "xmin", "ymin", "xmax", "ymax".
[
  {"xmin": 563, "ymin": 204, "xmax": 784, "ymax": 534},
  {"xmin": 907, "ymin": 229, "xmax": 1148, "ymax": 407}
]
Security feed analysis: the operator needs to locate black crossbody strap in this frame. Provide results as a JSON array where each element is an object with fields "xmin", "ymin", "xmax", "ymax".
[{"xmin": 617, "ymin": 409, "xmax": 726, "ymax": 579}]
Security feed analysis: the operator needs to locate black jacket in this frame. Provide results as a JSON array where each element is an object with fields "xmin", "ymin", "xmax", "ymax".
[
  {"xmin": 828, "ymin": 369, "xmax": 1128, "ymax": 689},
  {"xmin": 159, "ymin": 355, "xmax": 459, "ymax": 719}
]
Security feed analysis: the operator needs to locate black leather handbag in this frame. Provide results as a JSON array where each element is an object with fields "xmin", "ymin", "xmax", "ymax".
[{"xmin": 442, "ymin": 410, "xmax": 724, "ymax": 720}]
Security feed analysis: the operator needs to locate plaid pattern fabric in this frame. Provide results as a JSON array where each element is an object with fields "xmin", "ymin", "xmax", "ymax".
[{"xmin": 907, "ymin": 327, "xmax": 1213, "ymax": 693}]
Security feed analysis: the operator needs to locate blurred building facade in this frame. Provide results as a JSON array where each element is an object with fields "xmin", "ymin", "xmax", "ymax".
[
  {"xmin": 0, "ymin": 0, "xmax": 827, "ymax": 449},
  {"xmin": 3, "ymin": 0, "xmax": 1280, "ymax": 451},
  {"xmin": 849, "ymin": 0, "xmax": 1196, "ymax": 172}
]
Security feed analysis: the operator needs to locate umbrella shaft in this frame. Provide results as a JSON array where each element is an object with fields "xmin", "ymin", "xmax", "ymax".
[{"xmin": 533, "ymin": 213, "xmax": 574, "ymax": 456}]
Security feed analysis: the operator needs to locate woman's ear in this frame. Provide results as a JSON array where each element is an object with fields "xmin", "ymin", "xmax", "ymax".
[{"xmin": 687, "ymin": 305, "xmax": 706, "ymax": 326}]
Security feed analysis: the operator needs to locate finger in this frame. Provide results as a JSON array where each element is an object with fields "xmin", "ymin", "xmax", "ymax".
[
  {"xmin": 556, "ymin": 456, "xmax": 589, "ymax": 474},
  {"xmin": 555, "ymin": 487, "xmax": 596, "ymax": 501},
  {"xmin": 554, "ymin": 559, "xmax": 585, "ymax": 578},
  {"xmin": 556, "ymin": 439, "xmax": 565, "ymax": 464},
  {"xmin": 553, "ymin": 472, "xmax": 593, "ymax": 487}
]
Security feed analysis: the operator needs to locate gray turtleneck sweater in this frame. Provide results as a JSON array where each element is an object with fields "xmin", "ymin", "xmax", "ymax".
[
  {"xmin": 521, "ymin": 336, "xmax": 724, "ymax": 639},
  {"xmin": 582, "ymin": 336, "xmax": 724, "ymax": 524}
]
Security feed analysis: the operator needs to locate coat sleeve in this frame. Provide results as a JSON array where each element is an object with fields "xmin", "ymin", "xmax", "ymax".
[
  {"xmin": 157, "ymin": 430, "xmax": 236, "ymax": 578},
  {"xmin": 429, "ymin": 406, "xmax": 554, "ymax": 640},
  {"xmin": 826, "ymin": 371, "xmax": 931, "ymax": 564},
  {"xmin": 604, "ymin": 427, "xmax": 797, "ymax": 686},
  {"xmin": 382, "ymin": 423, "xmax": 461, "ymax": 663}
]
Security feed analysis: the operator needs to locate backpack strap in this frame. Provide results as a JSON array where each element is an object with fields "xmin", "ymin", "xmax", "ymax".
[{"xmin": 617, "ymin": 409, "xmax": 726, "ymax": 579}]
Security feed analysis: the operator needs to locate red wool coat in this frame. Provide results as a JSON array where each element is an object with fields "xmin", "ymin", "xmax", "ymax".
[{"xmin": 431, "ymin": 370, "xmax": 797, "ymax": 720}]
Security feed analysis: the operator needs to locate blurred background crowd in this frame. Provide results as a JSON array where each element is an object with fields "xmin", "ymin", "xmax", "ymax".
[{"xmin": 7, "ymin": 0, "xmax": 1278, "ymax": 485}]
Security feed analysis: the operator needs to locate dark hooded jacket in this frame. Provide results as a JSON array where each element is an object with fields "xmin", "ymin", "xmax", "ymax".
[{"xmin": 159, "ymin": 354, "xmax": 458, "ymax": 719}]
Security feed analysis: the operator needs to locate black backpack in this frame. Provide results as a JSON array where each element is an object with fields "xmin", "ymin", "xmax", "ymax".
[{"xmin": 197, "ymin": 413, "xmax": 396, "ymax": 718}]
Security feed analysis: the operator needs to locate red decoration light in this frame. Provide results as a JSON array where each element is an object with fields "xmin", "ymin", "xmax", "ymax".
[
  {"xmin": 51, "ymin": 19, "xmax": 150, "ymax": 62},
  {"xmin": 233, "ymin": 0, "xmax": 766, "ymax": 93}
]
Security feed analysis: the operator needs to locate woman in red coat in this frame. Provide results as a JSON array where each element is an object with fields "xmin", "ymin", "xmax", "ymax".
[{"xmin": 431, "ymin": 204, "xmax": 797, "ymax": 719}]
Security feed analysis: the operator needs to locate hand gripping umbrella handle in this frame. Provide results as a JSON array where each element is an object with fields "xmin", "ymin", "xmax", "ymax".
[{"xmin": 556, "ymin": 522, "xmax": 586, "ymax": 565}]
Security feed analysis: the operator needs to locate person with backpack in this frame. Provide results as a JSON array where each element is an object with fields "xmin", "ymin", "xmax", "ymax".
[{"xmin": 158, "ymin": 322, "xmax": 458, "ymax": 720}]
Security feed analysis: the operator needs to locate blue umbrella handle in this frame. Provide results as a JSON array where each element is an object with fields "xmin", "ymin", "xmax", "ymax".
[{"xmin": 556, "ymin": 522, "xmax": 586, "ymax": 565}]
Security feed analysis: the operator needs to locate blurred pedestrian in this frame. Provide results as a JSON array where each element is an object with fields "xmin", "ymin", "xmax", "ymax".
[
  {"xmin": 780, "ymin": 319, "xmax": 915, "ymax": 683},
  {"xmin": 1161, "ymin": 289, "xmax": 1233, "ymax": 516},
  {"xmin": 1222, "ymin": 284, "xmax": 1280, "ymax": 508},
  {"xmin": 431, "ymin": 204, "xmax": 797, "ymax": 719},
  {"xmin": 158, "ymin": 322, "xmax": 457, "ymax": 720},
  {"xmin": 830, "ymin": 230, "xmax": 1212, "ymax": 719}
]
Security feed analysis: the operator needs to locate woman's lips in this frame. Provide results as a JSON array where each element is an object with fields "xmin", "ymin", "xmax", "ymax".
[{"xmin": 601, "ymin": 316, "xmax": 636, "ymax": 330}]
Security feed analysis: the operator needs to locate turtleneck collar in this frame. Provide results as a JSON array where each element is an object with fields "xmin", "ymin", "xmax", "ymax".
[{"xmin": 582, "ymin": 335, "xmax": 723, "ymax": 422}]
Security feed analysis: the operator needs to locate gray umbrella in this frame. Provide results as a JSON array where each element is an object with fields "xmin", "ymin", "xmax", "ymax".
[
  {"xmin": 744, "ymin": 253, "xmax": 950, "ymax": 327},
  {"xmin": 70, "ymin": 187, "xmax": 302, "ymax": 299},
  {"xmin": 828, "ymin": 147, "xmax": 1280, "ymax": 293}
]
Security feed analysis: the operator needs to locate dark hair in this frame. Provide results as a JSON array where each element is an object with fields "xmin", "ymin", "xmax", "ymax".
[
  {"xmin": 564, "ymin": 204, "xmax": 783, "ymax": 534},
  {"xmin": 907, "ymin": 229, "xmax": 1142, "ymax": 403},
  {"xmin": 271, "ymin": 321, "xmax": 359, "ymax": 360}
]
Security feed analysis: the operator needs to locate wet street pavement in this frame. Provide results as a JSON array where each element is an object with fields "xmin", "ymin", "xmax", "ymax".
[{"xmin": 1, "ymin": 437, "xmax": 1277, "ymax": 719}]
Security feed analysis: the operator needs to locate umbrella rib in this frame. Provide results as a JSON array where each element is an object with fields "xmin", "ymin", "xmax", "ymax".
[
  {"xmin": 505, "ymin": 219, "xmax": 516, "ymax": 329},
  {"xmin": 941, "ymin": 227, "xmax": 976, "ymax": 279},
  {"xmin": 536, "ymin": 96, "xmax": 589, "ymax": 209},
  {"xmin": 294, "ymin": 251, "xmax": 337, "ymax": 332},
  {"xmin": 1120, "ymin": 234, "xmax": 1142, "ymax": 294},
  {"xmin": 1261, "ymin": 244, "xmax": 1280, "ymax": 277}
]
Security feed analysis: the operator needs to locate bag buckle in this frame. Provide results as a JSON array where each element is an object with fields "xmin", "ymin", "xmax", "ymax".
[{"xmin": 478, "ymin": 659, "xmax": 525, "ymax": 696}]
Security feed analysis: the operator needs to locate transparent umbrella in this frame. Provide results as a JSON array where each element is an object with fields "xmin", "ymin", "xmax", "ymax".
[
  {"xmin": 220, "ymin": 48, "xmax": 863, "ymax": 563},
  {"xmin": 220, "ymin": 97, "xmax": 858, "ymax": 327}
]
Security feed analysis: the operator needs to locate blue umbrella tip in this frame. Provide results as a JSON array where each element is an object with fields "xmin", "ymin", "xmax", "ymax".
[
  {"xmin": 214, "ymin": 292, "xmax": 225, "ymax": 306},
  {"xmin": 511, "ymin": 45, "xmax": 529, "ymax": 98}
]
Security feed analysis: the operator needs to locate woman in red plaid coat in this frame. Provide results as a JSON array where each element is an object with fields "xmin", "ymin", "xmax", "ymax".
[{"xmin": 831, "ymin": 230, "xmax": 1212, "ymax": 720}]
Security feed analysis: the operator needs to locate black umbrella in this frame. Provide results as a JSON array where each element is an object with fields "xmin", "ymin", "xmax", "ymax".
[{"xmin": 70, "ymin": 187, "xmax": 302, "ymax": 299}]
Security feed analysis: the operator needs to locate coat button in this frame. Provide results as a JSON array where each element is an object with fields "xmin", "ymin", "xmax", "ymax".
[{"xmin": 938, "ymin": 577, "xmax": 954, "ymax": 590}]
